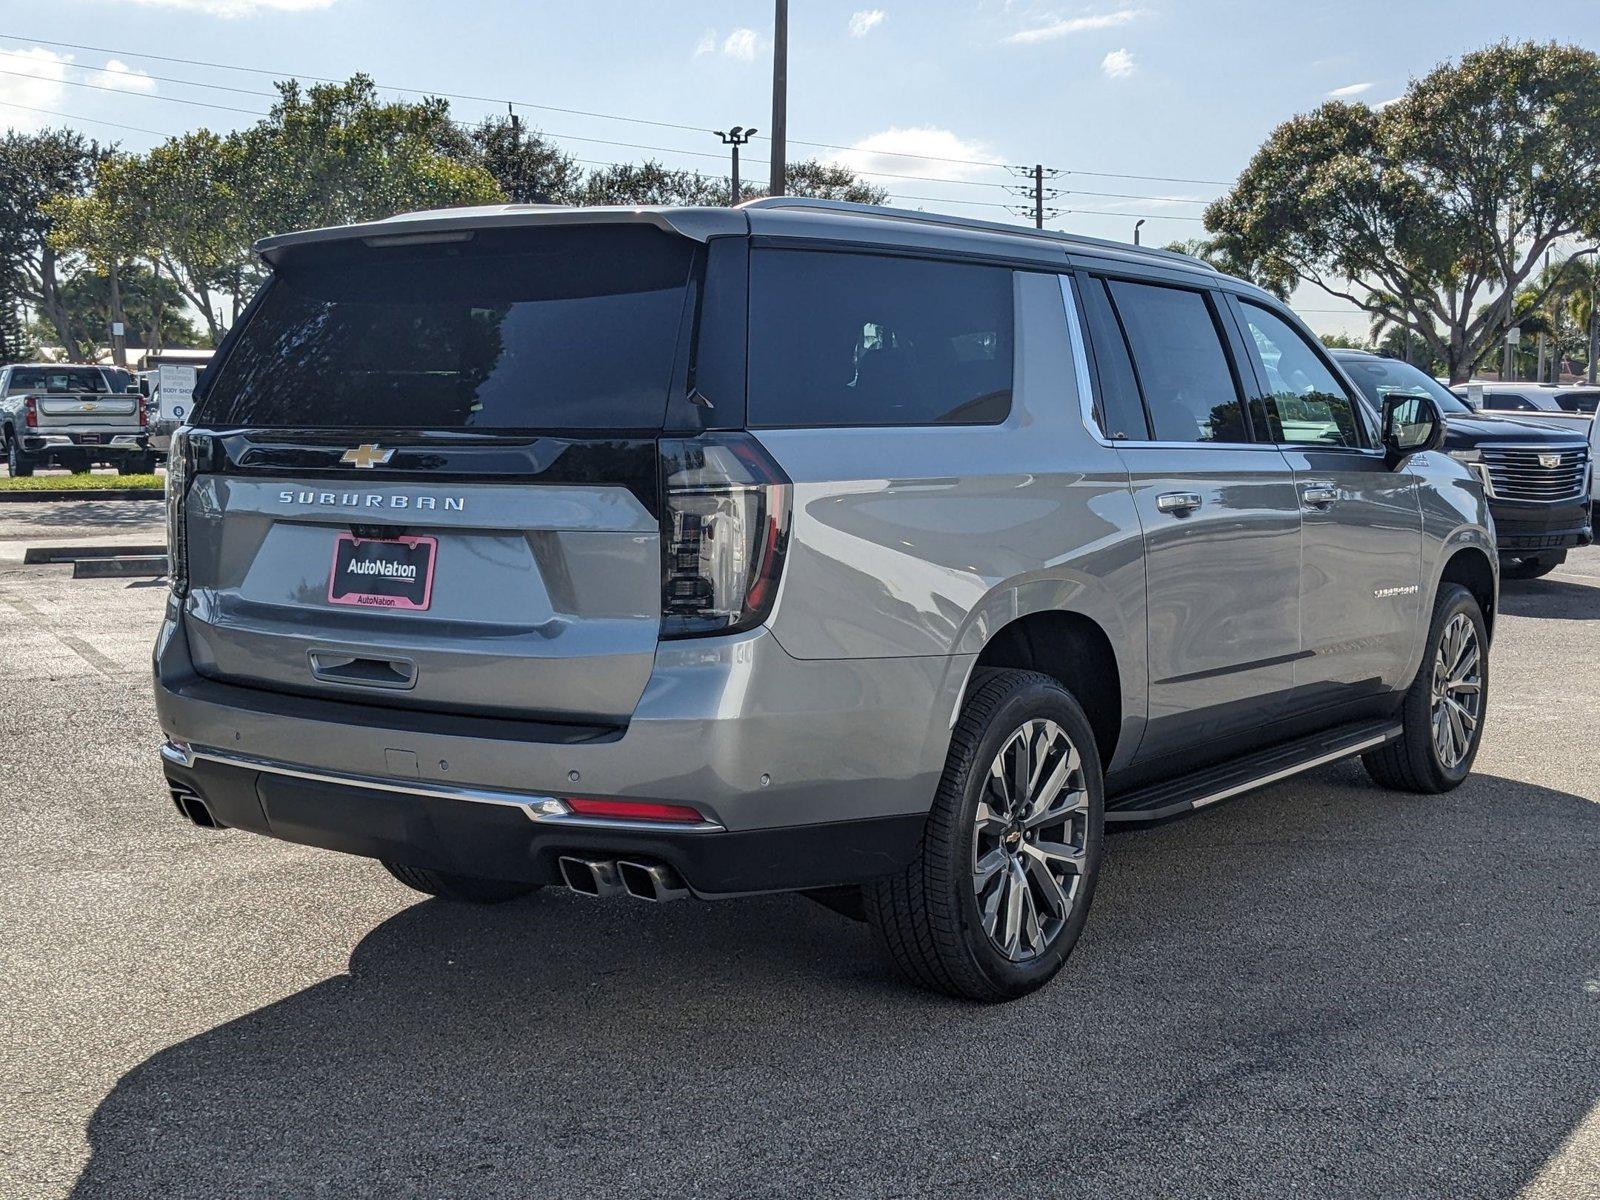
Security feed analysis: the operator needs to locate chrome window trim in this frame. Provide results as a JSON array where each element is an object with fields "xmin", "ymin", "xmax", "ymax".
[
  {"xmin": 1058, "ymin": 273, "xmax": 1274, "ymax": 453},
  {"xmin": 160, "ymin": 740, "xmax": 726, "ymax": 833}
]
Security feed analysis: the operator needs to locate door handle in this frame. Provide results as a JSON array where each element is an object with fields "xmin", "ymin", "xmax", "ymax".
[
  {"xmin": 1155, "ymin": 491, "xmax": 1203, "ymax": 515},
  {"xmin": 1301, "ymin": 482, "xmax": 1338, "ymax": 508}
]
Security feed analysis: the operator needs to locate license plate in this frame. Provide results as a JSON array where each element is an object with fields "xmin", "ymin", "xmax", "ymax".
[
  {"xmin": 78, "ymin": 433, "xmax": 100, "ymax": 444},
  {"xmin": 327, "ymin": 533, "xmax": 437, "ymax": 611}
]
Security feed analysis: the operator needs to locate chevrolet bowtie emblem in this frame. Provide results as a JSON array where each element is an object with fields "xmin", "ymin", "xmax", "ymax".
[{"xmin": 341, "ymin": 444, "xmax": 394, "ymax": 469}]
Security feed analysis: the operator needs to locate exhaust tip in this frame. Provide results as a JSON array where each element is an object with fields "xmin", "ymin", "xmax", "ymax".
[
  {"xmin": 558, "ymin": 856, "xmax": 624, "ymax": 898},
  {"xmin": 170, "ymin": 784, "xmax": 221, "ymax": 829},
  {"xmin": 617, "ymin": 860, "xmax": 690, "ymax": 903}
]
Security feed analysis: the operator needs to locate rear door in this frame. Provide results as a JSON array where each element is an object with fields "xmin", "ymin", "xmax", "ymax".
[
  {"xmin": 1077, "ymin": 273, "xmax": 1304, "ymax": 761},
  {"xmin": 181, "ymin": 224, "xmax": 699, "ymax": 726},
  {"xmin": 1227, "ymin": 296, "xmax": 1423, "ymax": 702}
]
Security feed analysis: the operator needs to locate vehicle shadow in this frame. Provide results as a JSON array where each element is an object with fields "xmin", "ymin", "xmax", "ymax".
[
  {"xmin": 1499, "ymin": 574, "xmax": 1600, "ymax": 620},
  {"xmin": 0, "ymin": 499, "xmax": 164, "ymax": 533},
  {"xmin": 68, "ymin": 764, "xmax": 1600, "ymax": 1199}
]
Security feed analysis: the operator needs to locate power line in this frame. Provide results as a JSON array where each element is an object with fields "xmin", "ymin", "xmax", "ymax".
[
  {"xmin": 0, "ymin": 67, "xmax": 266, "ymax": 117},
  {"xmin": 0, "ymin": 30, "xmax": 1236, "ymax": 189},
  {"xmin": 0, "ymin": 99, "xmax": 168, "ymax": 137}
]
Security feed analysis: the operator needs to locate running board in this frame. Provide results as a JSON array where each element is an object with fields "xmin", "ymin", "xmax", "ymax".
[{"xmin": 1105, "ymin": 719, "xmax": 1402, "ymax": 824}]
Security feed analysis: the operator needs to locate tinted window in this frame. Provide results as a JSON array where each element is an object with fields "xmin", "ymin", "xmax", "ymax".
[
  {"xmin": 1107, "ymin": 281, "xmax": 1247, "ymax": 443},
  {"xmin": 1485, "ymin": 393, "xmax": 1535, "ymax": 411},
  {"xmin": 747, "ymin": 250, "xmax": 1012, "ymax": 427},
  {"xmin": 8, "ymin": 366, "xmax": 109, "ymax": 393},
  {"xmin": 1239, "ymin": 302, "xmax": 1361, "ymax": 447},
  {"xmin": 1556, "ymin": 391, "xmax": 1599, "ymax": 414},
  {"xmin": 1079, "ymin": 276, "xmax": 1150, "ymax": 440},
  {"xmin": 198, "ymin": 227, "xmax": 694, "ymax": 430},
  {"xmin": 1337, "ymin": 354, "xmax": 1471, "ymax": 415}
]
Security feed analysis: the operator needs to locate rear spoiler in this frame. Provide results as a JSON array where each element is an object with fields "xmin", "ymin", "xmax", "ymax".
[{"xmin": 255, "ymin": 205, "xmax": 749, "ymax": 266}]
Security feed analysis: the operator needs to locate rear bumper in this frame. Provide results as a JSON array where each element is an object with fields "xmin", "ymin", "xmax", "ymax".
[
  {"xmin": 161, "ymin": 747, "xmax": 924, "ymax": 896},
  {"xmin": 23, "ymin": 431, "xmax": 147, "ymax": 453},
  {"xmin": 154, "ymin": 599, "xmax": 968, "ymax": 875},
  {"xmin": 1491, "ymin": 499, "xmax": 1592, "ymax": 556}
]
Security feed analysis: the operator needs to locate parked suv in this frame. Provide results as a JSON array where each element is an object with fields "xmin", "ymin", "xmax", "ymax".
[
  {"xmin": 1334, "ymin": 351, "xmax": 1592, "ymax": 579},
  {"xmin": 1, "ymin": 363, "xmax": 154, "ymax": 475},
  {"xmin": 155, "ymin": 200, "xmax": 1496, "ymax": 1002}
]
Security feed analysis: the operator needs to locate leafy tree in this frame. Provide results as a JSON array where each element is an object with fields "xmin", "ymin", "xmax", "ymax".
[
  {"xmin": 460, "ymin": 117, "xmax": 583, "ymax": 204},
  {"xmin": 1206, "ymin": 41, "xmax": 1600, "ymax": 381},
  {"xmin": 747, "ymin": 160, "xmax": 888, "ymax": 205},
  {"xmin": 232, "ymin": 76, "xmax": 502, "ymax": 242},
  {"xmin": 1318, "ymin": 331, "xmax": 1366, "ymax": 350},
  {"xmin": 58, "ymin": 264, "xmax": 202, "ymax": 350},
  {"xmin": 0, "ymin": 128, "xmax": 107, "ymax": 357},
  {"xmin": 0, "ymin": 298, "xmax": 31, "ymax": 364},
  {"xmin": 576, "ymin": 160, "xmax": 724, "ymax": 206}
]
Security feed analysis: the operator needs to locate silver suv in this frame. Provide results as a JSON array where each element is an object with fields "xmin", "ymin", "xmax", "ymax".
[{"xmin": 154, "ymin": 199, "xmax": 1496, "ymax": 1002}]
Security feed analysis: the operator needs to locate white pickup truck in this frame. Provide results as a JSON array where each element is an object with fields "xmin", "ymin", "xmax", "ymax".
[{"xmin": 0, "ymin": 363, "xmax": 155, "ymax": 476}]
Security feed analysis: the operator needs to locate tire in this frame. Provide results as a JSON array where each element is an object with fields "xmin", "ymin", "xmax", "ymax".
[
  {"xmin": 864, "ymin": 668, "xmax": 1105, "ymax": 1003},
  {"xmin": 6, "ymin": 434, "xmax": 35, "ymax": 478},
  {"xmin": 117, "ymin": 453, "xmax": 156, "ymax": 476},
  {"xmin": 64, "ymin": 452, "xmax": 91, "ymax": 475},
  {"xmin": 380, "ymin": 859, "xmax": 539, "ymax": 904},
  {"xmin": 1363, "ymin": 583, "xmax": 1488, "ymax": 794},
  {"xmin": 1502, "ymin": 552, "xmax": 1564, "ymax": 580}
]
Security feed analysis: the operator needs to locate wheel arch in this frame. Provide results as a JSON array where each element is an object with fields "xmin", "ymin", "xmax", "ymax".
[{"xmin": 1437, "ymin": 544, "xmax": 1497, "ymax": 642}]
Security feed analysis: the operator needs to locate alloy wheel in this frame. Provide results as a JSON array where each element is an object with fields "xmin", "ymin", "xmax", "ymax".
[
  {"xmin": 1430, "ymin": 612, "xmax": 1482, "ymax": 770},
  {"xmin": 971, "ymin": 718, "xmax": 1089, "ymax": 962}
]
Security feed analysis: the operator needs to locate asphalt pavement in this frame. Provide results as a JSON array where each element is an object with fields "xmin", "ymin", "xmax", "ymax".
[{"xmin": 1, "ymin": 500, "xmax": 1596, "ymax": 1199}]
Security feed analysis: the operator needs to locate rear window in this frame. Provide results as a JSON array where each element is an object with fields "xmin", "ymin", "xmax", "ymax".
[
  {"xmin": 747, "ymin": 249, "xmax": 1013, "ymax": 428},
  {"xmin": 196, "ymin": 226, "xmax": 695, "ymax": 431},
  {"xmin": 1556, "ymin": 391, "xmax": 1599, "ymax": 414},
  {"xmin": 8, "ymin": 366, "xmax": 109, "ymax": 393}
]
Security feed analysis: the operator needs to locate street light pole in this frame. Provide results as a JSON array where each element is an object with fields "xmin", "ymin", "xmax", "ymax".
[
  {"xmin": 769, "ymin": 0, "xmax": 788, "ymax": 197},
  {"xmin": 1133, "ymin": 219, "xmax": 1145, "ymax": 247},
  {"xmin": 715, "ymin": 127, "xmax": 757, "ymax": 204}
]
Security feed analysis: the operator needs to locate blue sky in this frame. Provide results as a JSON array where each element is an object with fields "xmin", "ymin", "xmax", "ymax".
[{"xmin": 4, "ymin": 0, "xmax": 1598, "ymax": 334}]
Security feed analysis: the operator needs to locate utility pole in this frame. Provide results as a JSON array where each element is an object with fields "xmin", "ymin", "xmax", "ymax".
[
  {"xmin": 1005, "ymin": 165, "xmax": 1061, "ymax": 229},
  {"xmin": 769, "ymin": 0, "xmax": 788, "ymax": 197},
  {"xmin": 715, "ymin": 127, "xmax": 757, "ymax": 204}
]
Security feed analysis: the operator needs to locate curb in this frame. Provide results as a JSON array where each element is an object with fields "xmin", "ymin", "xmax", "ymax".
[
  {"xmin": 0, "ymin": 489, "xmax": 163, "ymax": 502},
  {"xmin": 72, "ymin": 555, "xmax": 169, "ymax": 579}
]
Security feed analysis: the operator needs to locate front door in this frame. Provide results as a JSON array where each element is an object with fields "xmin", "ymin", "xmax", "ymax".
[{"xmin": 1227, "ymin": 297, "xmax": 1423, "ymax": 704}]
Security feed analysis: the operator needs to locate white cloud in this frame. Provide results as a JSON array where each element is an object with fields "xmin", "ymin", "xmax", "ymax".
[
  {"xmin": 100, "ymin": 60, "xmax": 157, "ymax": 93},
  {"xmin": 1372, "ymin": 96, "xmax": 1403, "ymax": 110},
  {"xmin": 831, "ymin": 125, "xmax": 1005, "ymax": 182},
  {"xmin": 849, "ymin": 9, "xmax": 887, "ymax": 37},
  {"xmin": 1101, "ymin": 48, "xmax": 1134, "ymax": 78},
  {"xmin": 104, "ymin": 0, "xmax": 335, "ymax": 15},
  {"xmin": 722, "ymin": 28, "xmax": 762, "ymax": 61},
  {"xmin": 693, "ymin": 28, "xmax": 718, "ymax": 57},
  {"xmin": 1003, "ymin": 8, "xmax": 1144, "ymax": 45},
  {"xmin": 1328, "ymin": 81, "xmax": 1374, "ymax": 97},
  {"xmin": 0, "ymin": 48, "xmax": 71, "ymax": 132}
]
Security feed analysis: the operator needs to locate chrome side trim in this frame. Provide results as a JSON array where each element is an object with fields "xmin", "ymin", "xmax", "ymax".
[
  {"xmin": 1189, "ymin": 728, "xmax": 1399, "ymax": 811},
  {"xmin": 159, "ymin": 740, "xmax": 726, "ymax": 833}
]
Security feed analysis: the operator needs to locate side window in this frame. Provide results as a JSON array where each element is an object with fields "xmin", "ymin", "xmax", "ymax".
[
  {"xmin": 1106, "ymin": 280, "xmax": 1249, "ymax": 443},
  {"xmin": 1077, "ymin": 276, "xmax": 1150, "ymax": 440},
  {"xmin": 1485, "ymin": 393, "xmax": 1534, "ymax": 411},
  {"xmin": 1238, "ymin": 302, "xmax": 1362, "ymax": 447},
  {"xmin": 1558, "ymin": 391, "xmax": 1599, "ymax": 414},
  {"xmin": 747, "ymin": 249, "xmax": 1013, "ymax": 428}
]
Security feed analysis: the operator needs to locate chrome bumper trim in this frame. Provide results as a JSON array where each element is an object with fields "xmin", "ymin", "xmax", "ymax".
[{"xmin": 159, "ymin": 739, "xmax": 726, "ymax": 833}]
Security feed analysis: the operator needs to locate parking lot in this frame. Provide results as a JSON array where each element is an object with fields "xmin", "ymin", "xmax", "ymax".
[{"xmin": 0, "ymin": 500, "xmax": 1595, "ymax": 1199}]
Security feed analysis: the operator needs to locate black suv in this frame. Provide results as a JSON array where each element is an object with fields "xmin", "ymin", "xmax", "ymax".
[{"xmin": 1335, "ymin": 350, "xmax": 1592, "ymax": 579}]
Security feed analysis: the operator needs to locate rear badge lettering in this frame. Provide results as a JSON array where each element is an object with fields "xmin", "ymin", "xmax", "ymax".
[
  {"xmin": 276, "ymin": 491, "xmax": 466, "ymax": 511},
  {"xmin": 1373, "ymin": 584, "xmax": 1419, "ymax": 598}
]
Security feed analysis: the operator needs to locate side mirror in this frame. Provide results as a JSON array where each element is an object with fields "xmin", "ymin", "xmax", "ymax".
[{"xmin": 1381, "ymin": 392, "xmax": 1445, "ymax": 468}]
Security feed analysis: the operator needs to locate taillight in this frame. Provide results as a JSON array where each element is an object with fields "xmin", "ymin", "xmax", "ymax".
[
  {"xmin": 564, "ymin": 797, "xmax": 706, "ymax": 824},
  {"xmin": 23, "ymin": 396, "xmax": 37, "ymax": 428},
  {"xmin": 166, "ymin": 427, "xmax": 192, "ymax": 597},
  {"xmin": 659, "ymin": 432, "xmax": 791, "ymax": 638}
]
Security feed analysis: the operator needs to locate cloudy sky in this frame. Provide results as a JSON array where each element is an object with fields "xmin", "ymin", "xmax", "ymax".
[{"xmin": 3, "ymin": 0, "xmax": 1597, "ymax": 334}]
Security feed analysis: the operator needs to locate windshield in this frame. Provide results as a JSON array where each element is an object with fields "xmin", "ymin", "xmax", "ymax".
[
  {"xmin": 197, "ymin": 226, "xmax": 695, "ymax": 431},
  {"xmin": 1337, "ymin": 355, "xmax": 1471, "ymax": 416},
  {"xmin": 8, "ymin": 366, "xmax": 110, "ymax": 394}
]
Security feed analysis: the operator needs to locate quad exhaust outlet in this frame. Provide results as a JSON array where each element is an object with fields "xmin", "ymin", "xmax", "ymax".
[{"xmin": 558, "ymin": 855, "xmax": 690, "ymax": 903}]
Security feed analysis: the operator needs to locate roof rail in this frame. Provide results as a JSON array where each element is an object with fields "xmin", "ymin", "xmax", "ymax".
[{"xmin": 738, "ymin": 196, "xmax": 1218, "ymax": 272}]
